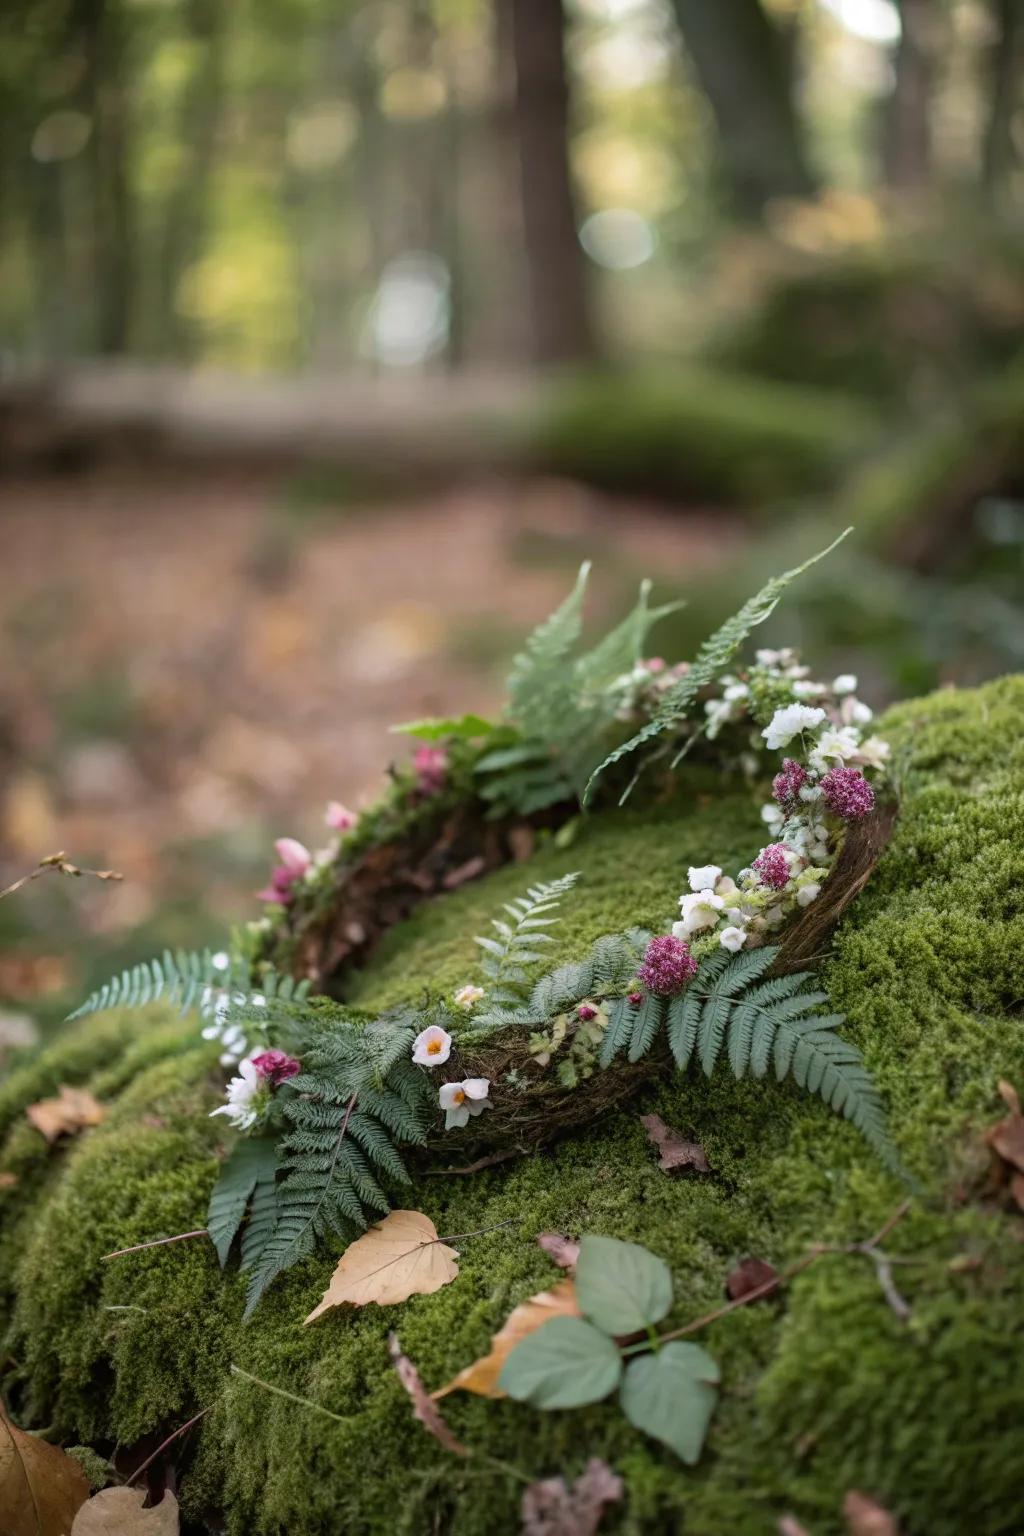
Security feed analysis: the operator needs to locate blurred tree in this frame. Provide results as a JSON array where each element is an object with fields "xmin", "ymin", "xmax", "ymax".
[
  {"xmin": 982, "ymin": 0, "xmax": 1024, "ymax": 202},
  {"xmin": 883, "ymin": 0, "xmax": 937, "ymax": 191},
  {"xmin": 504, "ymin": 0, "xmax": 595, "ymax": 365},
  {"xmin": 668, "ymin": 0, "xmax": 815, "ymax": 216}
]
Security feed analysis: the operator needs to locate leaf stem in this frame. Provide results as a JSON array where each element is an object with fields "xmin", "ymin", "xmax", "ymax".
[
  {"xmin": 102, "ymin": 1229, "xmax": 209, "ymax": 1260},
  {"xmin": 229, "ymin": 1365, "xmax": 352, "ymax": 1424}
]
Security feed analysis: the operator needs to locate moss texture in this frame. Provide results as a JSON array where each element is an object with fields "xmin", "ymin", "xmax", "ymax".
[{"xmin": 2, "ymin": 677, "xmax": 1024, "ymax": 1535}]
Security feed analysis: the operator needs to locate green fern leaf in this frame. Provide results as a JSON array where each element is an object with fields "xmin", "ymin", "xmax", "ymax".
[{"xmin": 207, "ymin": 1136, "xmax": 278, "ymax": 1268}]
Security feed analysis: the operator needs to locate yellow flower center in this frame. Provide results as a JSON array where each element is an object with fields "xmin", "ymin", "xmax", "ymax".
[
  {"xmin": 427, "ymin": 1038, "xmax": 443, "ymax": 1055},
  {"xmin": 452, "ymin": 1089, "xmax": 465, "ymax": 1104}
]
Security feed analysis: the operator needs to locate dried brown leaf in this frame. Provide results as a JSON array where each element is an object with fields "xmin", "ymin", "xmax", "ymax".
[
  {"xmin": 388, "ymin": 1333, "xmax": 468, "ymax": 1458},
  {"xmin": 432, "ymin": 1278, "xmax": 580, "ymax": 1400},
  {"xmin": 26, "ymin": 1086, "xmax": 106, "ymax": 1144},
  {"xmin": 0, "ymin": 1173, "xmax": 18, "ymax": 1190},
  {"xmin": 987, "ymin": 1080, "xmax": 1024, "ymax": 1171},
  {"xmin": 640, "ymin": 1113, "xmax": 710, "ymax": 1174},
  {"xmin": 304, "ymin": 1210, "xmax": 459, "ymax": 1323},
  {"xmin": 0, "ymin": 1399, "xmax": 90, "ymax": 1536},
  {"xmin": 843, "ymin": 1490, "xmax": 900, "ymax": 1536},
  {"xmin": 521, "ymin": 1458, "xmax": 623, "ymax": 1536},
  {"xmin": 71, "ymin": 1487, "xmax": 179, "ymax": 1535},
  {"xmin": 726, "ymin": 1256, "xmax": 779, "ymax": 1301},
  {"xmin": 537, "ymin": 1232, "xmax": 580, "ymax": 1270},
  {"xmin": 777, "ymin": 1518, "xmax": 812, "ymax": 1536}
]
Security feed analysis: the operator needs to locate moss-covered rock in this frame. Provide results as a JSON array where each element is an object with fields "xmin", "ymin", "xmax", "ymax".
[{"xmin": 2, "ymin": 678, "xmax": 1024, "ymax": 1535}]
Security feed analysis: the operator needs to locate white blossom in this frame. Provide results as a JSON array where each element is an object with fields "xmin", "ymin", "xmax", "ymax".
[
  {"xmin": 841, "ymin": 697, "xmax": 874, "ymax": 726},
  {"xmin": 855, "ymin": 735, "xmax": 891, "ymax": 770},
  {"xmin": 796, "ymin": 883, "xmax": 821, "ymax": 907},
  {"xmin": 688, "ymin": 864, "xmax": 722, "ymax": 892},
  {"xmin": 832, "ymin": 674, "xmax": 857, "ymax": 695},
  {"xmin": 675, "ymin": 890, "xmax": 725, "ymax": 937},
  {"xmin": 762, "ymin": 704, "xmax": 826, "ymax": 751},
  {"xmin": 809, "ymin": 725, "xmax": 860, "ymax": 774},
  {"xmin": 412, "ymin": 1025, "xmax": 453, "ymax": 1066},
  {"xmin": 454, "ymin": 984, "xmax": 486, "ymax": 1011},
  {"xmin": 439, "ymin": 1078, "xmax": 491, "ymax": 1130},
  {"xmin": 209, "ymin": 1058, "xmax": 264, "ymax": 1131},
  {"xmin": 719, "ymin": 926, "xmax": 747, "ymax": 953},
  {"xmin": 723, "ymin": 682, "xmax": 748, "ymax": 702}
]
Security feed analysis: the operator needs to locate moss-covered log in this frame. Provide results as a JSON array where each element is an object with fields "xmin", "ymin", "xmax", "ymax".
[{"xmin": 2, "ymin": 678, "xmax": 1024, "ymax": 1534}]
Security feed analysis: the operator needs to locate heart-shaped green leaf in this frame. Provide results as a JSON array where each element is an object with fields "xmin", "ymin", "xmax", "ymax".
[
  {"xmin": 575, "ymin": 1235, "xmax": 674, "ymax": 1336},
  {"xmin": 498, "ymin": 1316, "xmax": 622, "ymax": 1408},
  {"xmin": 620, "ymin": 1342, "xmax": 720, "ymax": 1464}
]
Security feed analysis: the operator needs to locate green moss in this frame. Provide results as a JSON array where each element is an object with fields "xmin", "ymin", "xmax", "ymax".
[{"xmin": 2, "ymin": 678, "xmax": 1023, "ymax": 1535}]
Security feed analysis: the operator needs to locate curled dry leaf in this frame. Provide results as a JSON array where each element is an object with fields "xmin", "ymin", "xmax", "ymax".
[
  {"xmin": 521, "ymin": 1458, "xmax": 623, "ymax": 1536},
  {"xmin": 71, "ymin": 1487, "xmax": 179, "ymax": 1535},
  {"xmin": 432, "ymin": 1277, "xmax": 580, "ymax": 1400},
  {"xmin": 388, "ymin": 1334, "xmax": 468, "ymax": 1458},
  {"xmin": 304, "ymin": 1210, "xmax": 459, "ymax": 1323},
  {"xmin": 537, "ymin": 1232, "xmax": 580, "ymax": 1270},
  {"xmin": 0, "ymin": 1399, "xmax": 90, "ymax": 1536},
  {"xmin": 726, "ymin": 1256, "xmax": 779, "ymax": 1301},
  {"xmin": 843, "ymin": 1490, "xmax": 900, "ymax": 1536},
  {"xmin": 26, "ymin": 1086, "xmax": 106, "ymax": 1144},
  {"xmin": 985, "ymin": 1080, "xmax": 1024, "ymax": 1211},
  {"xmin": 639, "ymin": 1113, "xmax": 710, "ymax": 1174}
]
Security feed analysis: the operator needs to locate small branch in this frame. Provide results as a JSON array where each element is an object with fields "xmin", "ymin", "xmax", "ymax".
[
  {"xmin": 229, "ymin": 1364, "xmax": 351, "ymax": 1424},
  {"xmin": 102, "ymin": 1229, "xmax": 209, "ymax": 1261},
  {"xmin": 0, "ymin": 852, "xmax": 123, "ymax": 902},
  {"xmin": 422, "ymin": 1148, "xmax": 525, "ymax": 1177},
  {"xmin": 436, "ymin": 1216, "xmax": 518, "ymax": 1245},
  {"xmin": 126, "ymin": 1405, "xmax": 212, "ymax": 1486}
]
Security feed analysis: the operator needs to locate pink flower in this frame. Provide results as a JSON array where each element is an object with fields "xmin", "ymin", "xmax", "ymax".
[
  {"xmin": 642, "ymin": 657, "xmax": 667, "ymax": 674},
  {"xmin": 326, "ymin": 801, "xmax": 358, "ymax": 832},
  {"xmin": 628, "ymin": 990, "xmax": 643, "ymax": 1006},
  {"xmin": 772, "ymin": 758, "xmax": 808, "ymax": 813},
  {"xmin": 752, "ymin": 844, "xmax": 791, "ymax": 890},
  {"xmin": 275, "ymin": 838, "xmax": 311, "ymax": 874},
  {"xmin": 256, "ymin": 865, "xmax": 300, "ymax": 904},
  {"xmin": 256, "ymin": 837, "xmax": 312, "ymax": 904},
  {"xmin": 637, "ymin": 935, "xmax": 698, "ymax": 997},
  {"xmin": 250, "ymin": 1049, "xmax": 302, "ymax": 1084},
  {"xmin": 414, "ymin": 744, "xmax": 448, "ymax": 795},
  {"xmin": 821, "ymin": 766, "xmax": 875, "ymax": 820},
  {"xmin": 577, "ymin": 1003, "xmax": 599, "ymax": 1022}
]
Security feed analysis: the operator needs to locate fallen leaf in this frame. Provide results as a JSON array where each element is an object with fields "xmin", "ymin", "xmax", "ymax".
[
  {"xmin": 26, "ymin": 1086, "xmax": 106, "ymax": 1143},
  {"xmin": 0, "ymin": 1399, "xmax": 90, "ymax": 1536},
  {"xmin": 388, "ymin": 1333, "xmax": 468, "ymax": 1458},
  {"xmin": 537, "ymin": 1232, "xmax": 580, "ymax": 1270},
  {"xmin": 0, "ymin": 1011, "xmax": 39, "ymax": 1051},
  {"xmin": 777, "ymin": 1519, "xmax": 812, "ymax": 1536},
  {"xmin": 432, "ymin": 1278, "xmax": 580, "ymax": 1400},
  {"xmin": 726, "ymin": 1256, "xmax": 779, "ymax": 1301},
  {"xmin": 843, "ymin": 1490, "xmax": 900, "ymax": 1536},
  {"xmin": 521, "ymin": 1458, "xmax": 623, "ymax": 1536},
  {"xmin": 304, "ymin": 1210, "xmax": 459, "ymax": 1322},
  {"xmin": 639, "ymin": 1113, "xmax": 710, "ymax": 1174},
  {"xmin": 71, "ymin": 1487, "xmax": 179, "ymax": 1534},
  {"xmin": 0, "ymin": 1173, "xmax": 18, "ymax": 1190},
  {"xmin": 986, "ymin": 1080, "xmax": 1024, "ymax": 1209}
]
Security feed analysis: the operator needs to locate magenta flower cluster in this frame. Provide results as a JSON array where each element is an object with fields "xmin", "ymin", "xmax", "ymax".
[
  {"xmin": 414, "ymin": 744, "xmax": 448, "ymax": 796},
  {"xmin": 772, "ymin": 757, "xmax": 808, "ymax": 812},
  {"xmin": 821, "ymin": 766, "xmax": 875, "ymax": 820},
  {"xmin": 577, "ymin": 1003, "xmax": 599, "ymax": 1022},
  {"xmin": 250, "ymin": 1049, "xmax": 302, "ymax": 1085},
  {"xmin": 637, "ymin": 934, "xmax": 697, "ymax": 997},
  {"xmin": 753, "ymin": 843, "xmax": 791, "ymax": 890}
]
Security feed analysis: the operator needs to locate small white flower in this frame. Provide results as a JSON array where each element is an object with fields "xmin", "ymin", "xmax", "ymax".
[
  {"xmin": 675, "ymin": 890, "xmax": 725, "ymax": 936},
  {"xmin": 454, "ymin": 984, "xmax": 486, "ymax": 1011},
  {"xmin": 715, "ymin": 874, "xmax": 737, "ymax": 897},
  {"xmin": 809, "ymin": 725, "xmax": 860, "ymax": 774},
  {"xmin": 792, "ymin": 680, "xmax": 825, "ymax": 698},
  {"xmin": 832, "ymin": 674, "xmax": 857, "ymax": 695},
  {"xmin": 704, "ymin": 698, "xmax": 733, "ymax": 740},
  {"xmin": 688, "ymin": 864, "xmax": 722, "ymax": 892},
  {"xmin": 209, "ymin": 1058, "xmax": 263, "ymax": 1131},
  {"xmin": 762, "ymin": 704, "xmax": 826, "ymax": 751},
  {"xmin": 755, "ymin": 648, "xmax": 784, "ymax": 666},
  {"xmin": 855, "ymin": 735, "xmax": 890, "ymax": 770},
  {"xmin": 719, "ymin": 926, "xmax": 747, "ymax": 953},
  {"xmin": 761, "ymin": 802, "xmax": 784, "ymax": 834},
  {"xmin": 439, "ymin": 1077, "xmax": 492, "ymax": 1129},
  {"xmin": 723, "ymin": 682, "xmax": 749, "ymax": 702},
  {"xmin": 764, "ymin": 905, "xmax": 785, "ymax": 928},
  {"xmin": 412, "ymin": 1025, "xmax": 453, "ymax": 1066},
  {"xmin": 796, "ymin": 883, "xmax": 821, "ymax": 907},
  {"xmin": 841, "ymin": 696, "xmax": 873, "ymax": 726}
]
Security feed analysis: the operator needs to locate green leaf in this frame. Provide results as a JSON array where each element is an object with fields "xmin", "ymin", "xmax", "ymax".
[
  {"xmin": 575, "ymin": 1235, "xmax": 674, "ymax": 1336},
  {"xmin": 207, "ymin": 1137, "xmax": 278, "ymax": 1268},
  {"xmin": 620, "ymin": 1343, "xmax": 720, "ymax": 1464},
  {"xmin": 390, "ymin": 713, "xmax": 496, "ymax": 741},
  {"xmin": 498, "ymin": 1316, "xmax": 622, "ymax": 1408}
]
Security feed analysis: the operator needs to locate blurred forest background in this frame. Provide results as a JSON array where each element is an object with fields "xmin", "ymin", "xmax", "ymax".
[{"xmin": 0, "ymin": 0, "xmax": 1022, "ymax": 1045}]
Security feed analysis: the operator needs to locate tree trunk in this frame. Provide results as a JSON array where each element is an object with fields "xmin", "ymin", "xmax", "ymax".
[
  {"xmin": 74, "ymin": 0, "xmax": 134, "ymax": 353},
  {"xmin": 982, "ymin": 0, "xmax": 1023, "ymax": 201},
  {"xmin": 505, "ymin": 0, "xmax": 595, "ymax": 367},
  {"xmin": 883, "ymin": 0, "xmax": 936, "ymax": 190},
  {"xmin": 669, "ymin": 0, "xmax": 815, "ymax": 218}
]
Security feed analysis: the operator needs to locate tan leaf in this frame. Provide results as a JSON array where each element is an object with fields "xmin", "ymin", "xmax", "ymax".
[
  {"xmin": 986, "ymin": 1080, "xmax": 1024, "ymax": 1170},
  {"xmin": 777, "ymin": 1519, "xmax": 812, "ymax": 1536},
  {"xmin": 537, "ymin": 1232, "xmax": 580, "ymax": 1270},
  {"xmin": 71, "ymin": 1487, "xmax": 179, "ymax": 1535},
  {"xmin": 304, "ymin": 1210, "xmax": 459, "ymax": 1323},
  {"xmin": 520, "ymin": 1458, "xmax": 623, "ymax": 1536},
  {"xmin": 387, "ymin": 1334, "xmax": 468, "ymax": 1458},
  {"xmin": 843, "ymin": 1490, "xmax": 900, "ymax": 1536},
  {"xmin": 432, "ymin": 1277, "xmax": 580, "ymax": 1400},
  {"xmin": 0, "ymin": 1173, "xmax": 18, "ymax": 1190},
  {"xmin": 26, "ymin": 1086, "xmax": 106, "ymax": 1144},
  {"xmin": 0, "ymin": 1399, "xmax": 90, "ymax": 1536},
  {"xmin": 726, "ymin": 1256, "xmax": 779, "ymax": 1301},
  {"xmin": 640, "ymin": 1113, "xmax": 710, "ymax": 1174}
]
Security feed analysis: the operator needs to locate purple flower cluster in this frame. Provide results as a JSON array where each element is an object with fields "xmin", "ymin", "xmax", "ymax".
[
  {"xmin": 577, "ymin": 1003, "xmax": 599, "ymax": 1022},
  {"xmin": 250, "ymin": 1049, "xmax": 302, "ymax": 1085},
  {"xmin": 821, "ymin": 765, "xmax": 875, "ymax": 820},
  {"xmin": 753, "ymin": 843, "xmax": 791, "ymax": 890},
  {"xmin": 772, "ymin": 757, "xmax": 808, "ymax": 812},
  {"xmin": 414, "ymin": 744, "xmax": 448, "ymax": 796},
  {"xmin": 637, "ymin": 934, "xmax": 697, "ymax": 997}
]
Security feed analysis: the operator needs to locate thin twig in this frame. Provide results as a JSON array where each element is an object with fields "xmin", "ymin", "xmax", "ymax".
[
  {"xmin": 102, "ymin": 1229, "xmax": 209, "ymax": 1261},
  {"xmin": 436, "ymin": 1216, "xmax": 518, "ymax": 1244},
  {"xmin": 422, "ymin": 1148, "xmax": 525, "ymax": 1177},
  {"xmin": 126, "ymin": 1405, "xmax": 211, "ymax": 1486},
  {"xmin": 229, "ymin": 1365, "xmax": 351, "ymax": 1424},
  {"xmin": 0, "ymin": 852, "xmax": 123, "ymax": 902}
]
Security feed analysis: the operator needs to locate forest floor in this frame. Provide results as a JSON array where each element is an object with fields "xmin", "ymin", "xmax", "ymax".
[{"xmin": 0, "ymin": 463, "xmax": 738, "ymax": 1032}]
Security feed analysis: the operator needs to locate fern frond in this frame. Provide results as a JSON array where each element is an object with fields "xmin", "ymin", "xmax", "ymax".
[
  {"xmin": 474, "ymin": 872, "xmax": 580, "ymax": 1002},
  {"xmin": 207, "ymin": 1136, "xmax": 279, "ymax": 1268},
  {"xmin": 584, "ymin": 529, "xmax": 852, "ymax": 804},
  {"xmin": 506, "ymin": 562, "xmax": 591, "ymax": 731},
  {"xmin": 67, "ymin": 947, "xmax": 308, "ymax": 1025}
]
